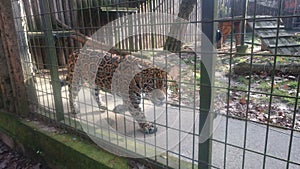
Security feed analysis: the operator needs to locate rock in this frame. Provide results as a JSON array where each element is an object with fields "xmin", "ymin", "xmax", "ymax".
[
  {"xmin": 263, "ymin": 114, "xmax": 269, "ymax": 119},
  {"xmin": 258, "ymin": 114, "xmax": 265, "ymax": 121},
  {"xmin": 288, "ymin": 75, "xmax": 296, "ymax": 80},
  {"xmin": 277, "ymin": 116, "xmax": 284, "ymax": 122}
]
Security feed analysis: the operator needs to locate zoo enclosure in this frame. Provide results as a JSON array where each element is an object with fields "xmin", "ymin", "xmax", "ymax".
[{"xmin": 1, "ymin": 0, "xmax": 299, "ymax": 168}]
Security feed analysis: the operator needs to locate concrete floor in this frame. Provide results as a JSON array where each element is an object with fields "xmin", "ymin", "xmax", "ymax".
[{"xmin": 35, "ymin": 78, "xmax": 300, "ymax": 169}]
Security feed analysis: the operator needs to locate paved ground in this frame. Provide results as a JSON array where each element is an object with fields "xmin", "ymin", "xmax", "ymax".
[
  {"xmin": 35, "ymin": 81, "xmax": 300, "ymax": 168},
  {"xmin": 72, "ymin": 87, "xmax": 300, "ymax": 168},
  {"xmin": 211, "ymin": 118, "xmax": 300, "ymax": 169}
]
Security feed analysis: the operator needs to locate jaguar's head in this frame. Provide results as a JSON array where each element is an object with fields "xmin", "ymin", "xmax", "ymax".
[
  {"xmin": 149, "ymin": 89, "xmax": 166, "ymax": 106},
  {"xmin": 149, "ymin": 78, "xmax": 178, "ymax": 106}
]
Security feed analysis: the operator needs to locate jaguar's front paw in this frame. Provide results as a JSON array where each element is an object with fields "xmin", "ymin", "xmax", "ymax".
[
  {"xmin": 141, "ymin": 122, "xmax": 158, "ymax": 134},
  {"xmin": 97, "ymin": 100, "xmax": 107, "ymax": 112}
]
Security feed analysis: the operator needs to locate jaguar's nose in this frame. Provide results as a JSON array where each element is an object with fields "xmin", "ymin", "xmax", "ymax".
[{"xmin": 156, "ymin": 96, "xmax": 166, "ymax": 106}]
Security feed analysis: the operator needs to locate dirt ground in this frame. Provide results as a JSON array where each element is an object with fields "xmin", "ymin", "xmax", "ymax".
[{"xmin": 0, "ymin": 140, "xmax": 49, "ymax": 169}]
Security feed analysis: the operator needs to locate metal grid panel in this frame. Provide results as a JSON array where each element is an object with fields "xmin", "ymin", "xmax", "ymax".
[
  {"xmin": 217, "ymin": 1, "xmax": 300, "ymax": 169},
  {"xmin": 10, "ymin": 0, "xmax": 300, "ymax": 168}
]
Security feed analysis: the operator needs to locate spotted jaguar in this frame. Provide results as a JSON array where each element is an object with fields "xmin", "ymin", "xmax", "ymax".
[{"xmin": 65, "ymin": 49, "xmax": 178, "ymax": 134}]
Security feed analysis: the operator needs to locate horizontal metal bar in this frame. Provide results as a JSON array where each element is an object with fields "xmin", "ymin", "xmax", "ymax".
[
  {"xmin": 100, "ymin": 7, "xmax": 138, "ymax": 12},
  {"xmin": 27, "ymin": 30, "xmax": 75, "ymax": 38}
]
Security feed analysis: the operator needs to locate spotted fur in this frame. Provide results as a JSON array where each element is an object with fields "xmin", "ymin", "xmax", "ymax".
[{"xmin": 66, "ymin": 49, "xmax": 177, "ymax": 134}]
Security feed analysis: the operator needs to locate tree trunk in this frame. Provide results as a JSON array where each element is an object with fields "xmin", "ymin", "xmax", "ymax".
[
  {"xmin": 0, "ymin": 0, "xmax": 29, "ymax": 115},
  {"xmin": 163, "ymin": 0, "xmax": 197, "ymax": 52}
]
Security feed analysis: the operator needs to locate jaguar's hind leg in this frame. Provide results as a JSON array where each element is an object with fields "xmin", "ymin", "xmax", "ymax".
[
  {"xmin": 94, "ymin": 87, "xmax": 106, "ymax": 111},
  {"xmin": 69, "ymin": 83, "xmax": 81, "ymax": 114}
]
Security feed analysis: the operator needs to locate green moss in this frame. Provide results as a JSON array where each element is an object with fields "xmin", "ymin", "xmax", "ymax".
[{"xmin": 0, "ymin": 111, "xmax": 128, "ymax": 169}]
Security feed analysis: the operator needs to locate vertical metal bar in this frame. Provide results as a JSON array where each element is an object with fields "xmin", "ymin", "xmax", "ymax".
[
  {"xmin": 286, "ymin": 76, "xmax": 300, "ymax": 169},
  {"xmin": 240, "ymin": 0, "xmax": 248, "ymax": 46},
  {"xmin": 192, "ymin": 3, "xmax": 199, "ymax": 169},
  {"xmin": 199, "ymin": 0, "xmax": 216, "ymax": 168},
  {"xmin": 223, "ymin": 1, "xmax": 239, "ymax": 167},
  {"xmin": 241, "ymin": 3, "xmax": 257, "ymax": 168},
  {"xmin": 262, "ymin": 0, "xmax": 283, "ymax": 168},
  {"xmin": 39, "ymin": 0, "xmax": 64, "ymax": 121}
]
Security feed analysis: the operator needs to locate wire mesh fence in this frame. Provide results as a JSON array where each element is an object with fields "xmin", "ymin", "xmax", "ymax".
[{"xmin": 9, "ymin": 0, "xmax": 300, "ymax": 168}]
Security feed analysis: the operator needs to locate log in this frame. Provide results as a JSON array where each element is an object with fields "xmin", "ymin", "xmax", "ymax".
[
  {"xmin": 163, "ymin": 0, "xmax": 197, "ymax": 52},
  {"xmin": 233, "ymin": 62, "xmax": 300, "ymax": 75}
]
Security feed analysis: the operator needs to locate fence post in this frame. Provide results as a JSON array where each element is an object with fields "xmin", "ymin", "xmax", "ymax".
[
  {"xmin": 39, "ymin": 0, "xmax": 64, "ymax": 121},
  {"xmin": 199, "ymin": 0, "xmax": 216, "ymax": 168}
]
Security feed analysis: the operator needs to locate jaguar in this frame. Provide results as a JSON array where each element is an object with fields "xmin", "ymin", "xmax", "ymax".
[{"xmin": 65, "ymin": 49, "xmax": 178, "ymax": 134}]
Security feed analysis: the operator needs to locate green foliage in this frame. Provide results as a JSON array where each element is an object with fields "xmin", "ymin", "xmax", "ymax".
[{"xmin": 236, "ymin": 76, "xmax": 249, "ymax": 84}]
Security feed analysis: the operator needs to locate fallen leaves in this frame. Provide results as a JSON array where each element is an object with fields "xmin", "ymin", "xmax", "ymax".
[
  {"xmin": 225, "ymin": 89, "xmax": 300, "ymax": 130},
  {"xmin": 239, "ymin": 97, "xmax": 247, "ymax": 105},
  {"xmin": 217, "ymin": 40, "xmax": 300, "ymax": 131},
  {"xmin": 0, "ymin": 141, "xmax": 48, "ymax": 169}
]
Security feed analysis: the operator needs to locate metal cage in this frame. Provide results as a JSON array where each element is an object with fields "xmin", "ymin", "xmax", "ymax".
[{"xmin": 10, "ymin": 0, "xmax": 300, "ymax": 168}]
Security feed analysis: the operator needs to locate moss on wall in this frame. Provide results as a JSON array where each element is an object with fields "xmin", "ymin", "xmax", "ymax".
[{"xmin": 0, "ymin": 111, "xmax": 128, "ymax": 169}]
